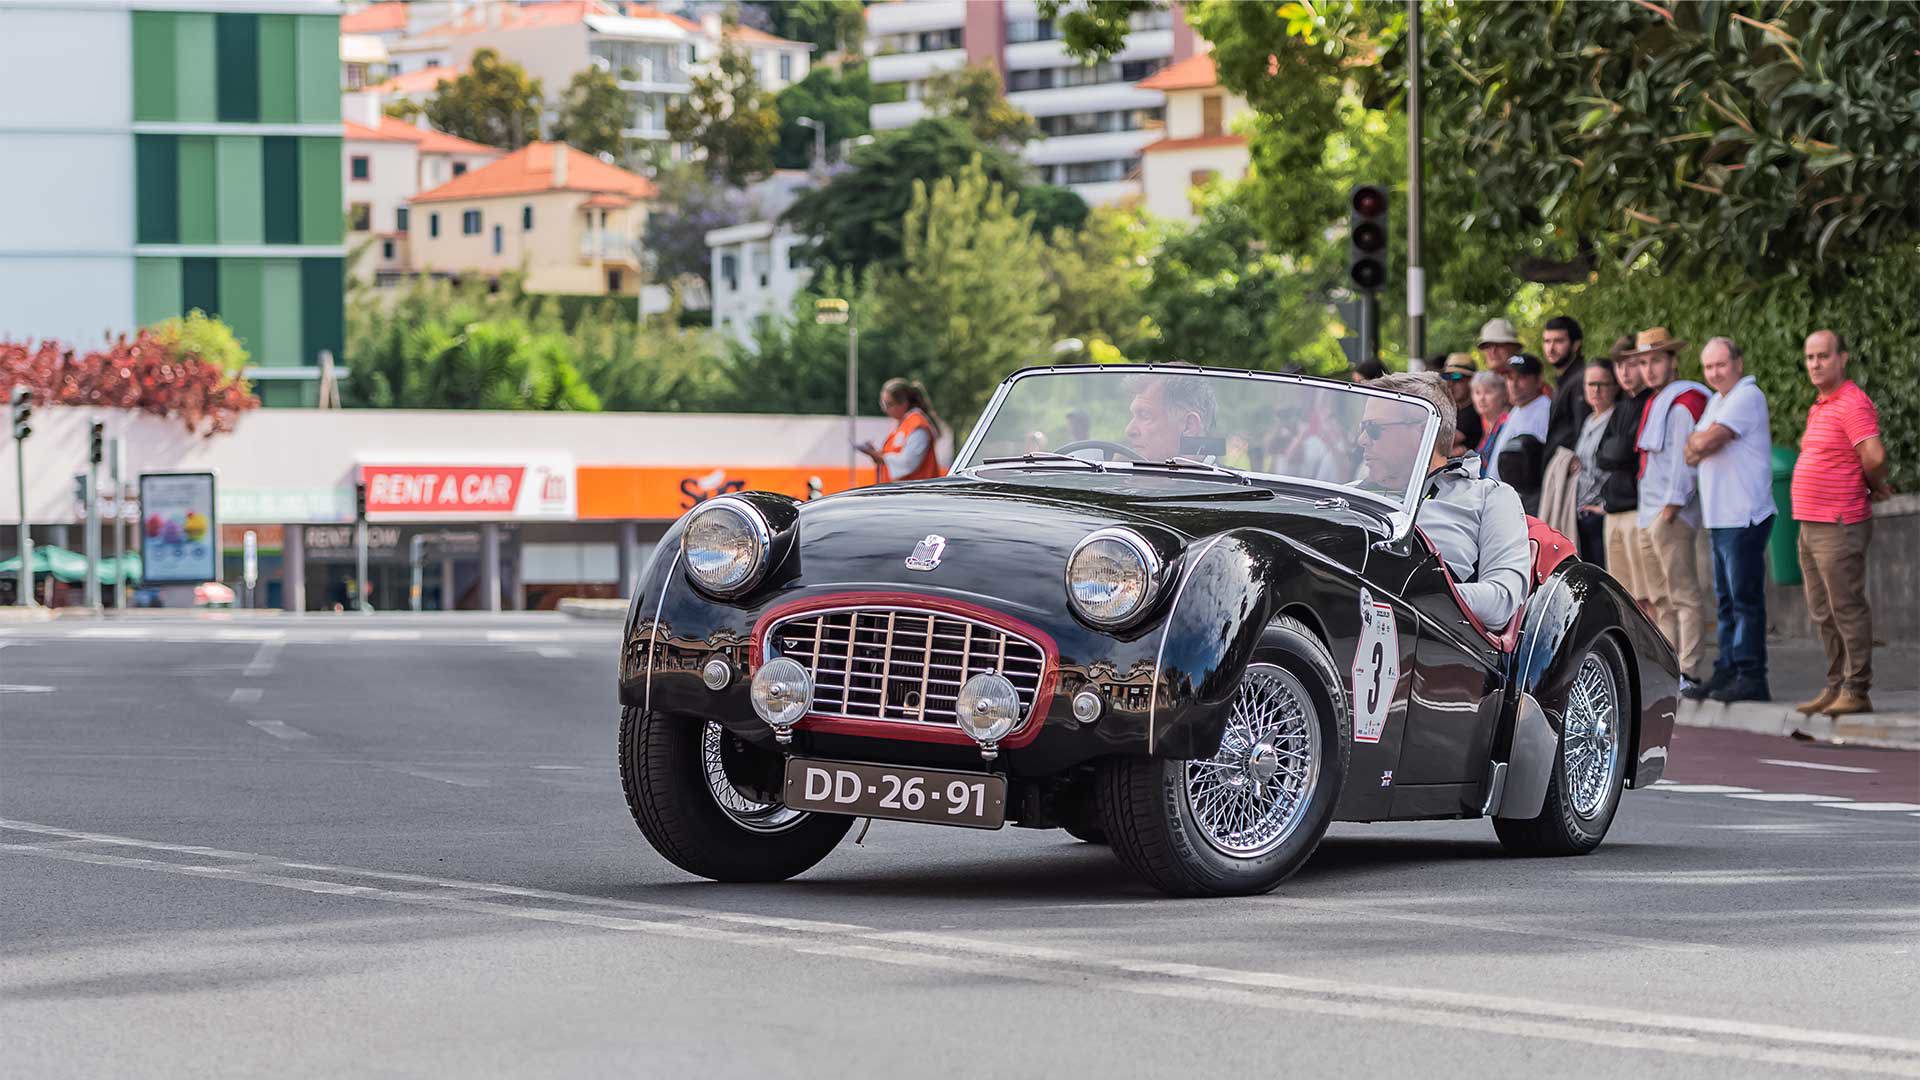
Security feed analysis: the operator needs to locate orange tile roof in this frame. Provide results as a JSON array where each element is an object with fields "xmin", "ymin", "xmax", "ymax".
[
  {"xmin": 416, "ymin": 127, "xmax": 503, "ymax": 157},
  {"xmin": 581, "ymin": 192, "xmax": 634, "ymax": 210},
  {"xmin": 342, "ymin": 1, "xmax": 407, "ymax": 34},
  {"xmin": 1137, "ymin": 53, "xmax": 1217, "ymax": 92},
  {"xmin": 369, "ymin": 65, "xmax": 466, "ymax": 96},
  {"xmin": 1140, "ymin": 133, "xmax": 1247, "ymax": 155},
  {"xmin": 725, "ymin": 23, "xmax": 808, "ymax": 49},
  {"xmin": 343, "ymin": 116, "xmax": 502, "ymax": 157},
  {"xmin": 411, "ymin": 142, "xmax": 658, "ymax": 204}
]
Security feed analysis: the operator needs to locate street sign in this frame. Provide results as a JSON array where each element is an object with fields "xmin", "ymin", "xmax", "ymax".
[{"xmin": 815, "ymin": 298, "xmax": 849, "ymax": 325}]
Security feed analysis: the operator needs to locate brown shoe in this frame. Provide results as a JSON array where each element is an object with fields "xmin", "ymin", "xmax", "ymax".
[
  {"xmin": 1796, "ymin": 688, "xmax": 1839, "ymax": 716},
  {"xmin": 1824, "ymin": 692, "xmax": 1874, "ymax": 717}
]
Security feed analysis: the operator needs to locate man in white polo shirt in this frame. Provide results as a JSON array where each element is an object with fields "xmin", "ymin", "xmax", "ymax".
[{"xmin": 1685, "ymin": 337, "xmax": 1776, "ymax": 702}]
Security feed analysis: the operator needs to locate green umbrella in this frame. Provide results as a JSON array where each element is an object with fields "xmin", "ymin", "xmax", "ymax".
[{"xmin": 0, "ymin": 546, "xmax": 142, "ymax": 585}]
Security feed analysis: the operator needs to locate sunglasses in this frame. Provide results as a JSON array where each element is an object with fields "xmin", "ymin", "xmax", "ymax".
[
  {"xmin": 1359, "ymin": 418, "xmax": 1423, "ymax": 440},
  {"xmin": 1440, "ymin": 371, "xmax": 1470, "ymax": 382}
]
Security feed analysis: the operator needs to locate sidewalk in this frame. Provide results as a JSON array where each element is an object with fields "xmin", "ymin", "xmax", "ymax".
[{"xmin": 1676, "ymin": 637, "xmax": 1920, "ymax": 750}]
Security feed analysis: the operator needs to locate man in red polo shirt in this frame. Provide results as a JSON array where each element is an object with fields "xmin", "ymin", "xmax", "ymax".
[{"xmin": 1791, "ymin": 330, "xmax": 1894, "ymax": 717}]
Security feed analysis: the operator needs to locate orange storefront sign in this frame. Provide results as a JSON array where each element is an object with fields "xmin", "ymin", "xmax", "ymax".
[{"xmin": 575, "ymin": 465, "xmax": 880, "ymax": 521}]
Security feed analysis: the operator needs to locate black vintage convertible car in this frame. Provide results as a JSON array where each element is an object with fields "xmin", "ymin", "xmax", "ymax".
[{"xmin": 617, "ymin": 365, "xmax": 1677, "ymax": 897}]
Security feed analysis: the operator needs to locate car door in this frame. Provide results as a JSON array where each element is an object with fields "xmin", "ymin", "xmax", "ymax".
[{"xmin": 1394, "ymin": 549, "xmax": 1506, "ymax": 798}]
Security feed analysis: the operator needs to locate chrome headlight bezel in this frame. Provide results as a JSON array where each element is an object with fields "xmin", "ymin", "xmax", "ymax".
[
  {"xmin": 681, "ymin": 496, "xmax": 773, "ymax": 597},
  {"xmin": 1066, "ymin": 527, "xmax": 1164, "ymax": 629}
]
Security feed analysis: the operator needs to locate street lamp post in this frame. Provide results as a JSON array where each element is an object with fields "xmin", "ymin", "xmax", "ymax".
[
  {"xmin": 1406, "ymin": 0, "xmax": 1426, "ymax": 368},
  {"xmin": 815, "ymin": 298, "xmax": 856, "ymax": 484}
]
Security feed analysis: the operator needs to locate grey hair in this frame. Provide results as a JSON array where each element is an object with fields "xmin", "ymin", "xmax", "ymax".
[
  {"xmin": 1370, "ymin": 371, "xmax": 1456, "ymax": 460},
  {"xmin": 1470, "ymin": 368, "xmax": 1506, "ymax": 394},
  {"xmin": 1123, "ymin": 372, "xmax": 1217, "ymax": 433},
  {"xmin": 1704, "ymin": 336, "xmax": 1743, "ymax": 365}
]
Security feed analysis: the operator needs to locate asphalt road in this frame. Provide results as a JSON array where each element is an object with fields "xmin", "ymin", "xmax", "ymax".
[{"xmin": 4, "ymin": 614, "xmax": 1917, "ymax": 1079}]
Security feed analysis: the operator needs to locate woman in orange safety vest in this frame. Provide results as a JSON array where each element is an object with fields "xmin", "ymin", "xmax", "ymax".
[{"xmin": 858, "ymin": 378, "xmax": 945, "ymax": 483}]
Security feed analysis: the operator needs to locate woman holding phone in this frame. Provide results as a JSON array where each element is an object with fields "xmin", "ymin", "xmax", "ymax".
[{"xmin": 858, "ymin": 378, "xmax": 944, "ymax": 483}]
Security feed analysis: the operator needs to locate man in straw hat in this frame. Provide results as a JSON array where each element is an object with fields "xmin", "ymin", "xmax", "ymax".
[{"xmin": 1628, "ymin": 326, "xmax": 1715, "ymax": 697}]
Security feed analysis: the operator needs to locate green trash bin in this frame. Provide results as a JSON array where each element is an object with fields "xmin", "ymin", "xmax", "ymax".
[{"xmin": 1769, "ymin": 446, "xmax": 1801, "ymax": 585}]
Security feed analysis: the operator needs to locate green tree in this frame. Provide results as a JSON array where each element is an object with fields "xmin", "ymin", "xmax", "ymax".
[
  {"xmin": 345, "ymin": 278, "xmax": 600, "ymax": 410},
  {"xmin": 551, "ymin": 66, "xmax": 630, "ymax": 159},
  {"xmin": 149, "ymin": 309, "xmax": 248, "ymax": 379},
  {"xmin": 1042, "ymin": 206, "xmax": 1159, "ymax": 357},
  {"xmin": 773, "ymin": 62, "xmax": 891, "ymax": 170},
  {"xmin": 748, "ymin": 0, "xmax": 866, "ymax": 56},
  {"xmin": 422, "ymin": 48, "xmax": 544, "ymax": 150},
  {"xmin": 924, "ymin": 64, "xmax": 1040, "ymax": 146},
  {"xmin": 723, "ymin": 268, "xmax": 896, "ymax": 413},
  {"xmin": 783, "ymin": 117, "xmax": 1029, "ymax": 273},
  {"xmin": 642, "ymin": 163, "xmax": 758, "ymax": 302},
  {"xmin": 878, "ymin": 158, "xmax": 1057, "ymax": 421},
  {"xmin": 668, "ymin": 36, "xmax": 780, "ymax": 186}
]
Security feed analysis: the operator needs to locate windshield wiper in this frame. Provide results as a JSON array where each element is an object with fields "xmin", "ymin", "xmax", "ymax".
[
  {"xmin": 979, "ymin": 451, "xmax": 1107, "ymax": 472},
  {"xmin": 1129, "ymin": 456, "xmax": 1252, "ymax": 485}
]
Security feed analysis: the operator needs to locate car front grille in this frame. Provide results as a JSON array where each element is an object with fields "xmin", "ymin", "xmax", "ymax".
[{"xmin": 765, "ymin": 606, "xmax": 1048, "ymax": 730}]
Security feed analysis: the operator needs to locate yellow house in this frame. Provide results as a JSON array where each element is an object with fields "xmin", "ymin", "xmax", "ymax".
[
  {"xmin": 1136, "ymin": 55, "xmax": 1252, "ymax": 223},
  {"xmin": 407, "ymin": 142, "xmax": 658, "ymax": 296}
]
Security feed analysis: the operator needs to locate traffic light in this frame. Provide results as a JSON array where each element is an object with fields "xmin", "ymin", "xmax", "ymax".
[
  {"xmin": 88, "ymin": 421, "xmax": 104, "ymax": 465},
  {"xmin": 355, "ymin": 482, "xmax": 368, "ymax": 522},
  {"xmin": 1347, "ymin": 184, "xmax": 1389, "ymax": 292},
  {"xmin": 8, "ymin": 386, "xmax": 30, "ymax": 441}
]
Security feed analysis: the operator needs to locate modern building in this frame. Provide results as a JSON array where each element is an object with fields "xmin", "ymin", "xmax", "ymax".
[
  {"xmin": 1135, "ymin": 53, "xmax": 1249, "ymax": 222},
  {"xmin": 407, "ymin": 141, "xmax": 657, "ymax": 297},
  {"xmin": 704, "ymin": 170, "xmax": 816, "ymax": 347},
  {"xmin": 0, "ymin": 0, "xmax": 345, "ymax": 407},
  {"xmin": 864, "ymin": 0, "xmax": 1197, "ymax": 205},
  {"xmin": 343, "ymin": 111, "xmax": 502, "ymax": 281},
  {"xmin": 2, "ymin": 404, "xmax": 915, "ymax": 611}
]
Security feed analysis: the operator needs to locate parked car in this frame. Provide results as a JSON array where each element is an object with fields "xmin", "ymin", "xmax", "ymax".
[{"xmin": 616, "ymin": 366, "xmax": 1678, "ymax": 897}]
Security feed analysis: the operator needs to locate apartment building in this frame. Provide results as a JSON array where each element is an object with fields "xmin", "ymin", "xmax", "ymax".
[
  {"xmin": 343, "ymin": 111, "xmax": 501, "ymax": 281},
  {"xmin": 1135, "ymin": 53, "xmax": 1249, "ymax": 222},
  {"xmin": 0, "ymin": 0, "xmax": 344, "ymax": 407},
  {"xmin": 864, "ymin": 0, "xmax": 1198, "ymax": 205},
  {"xmin": 704, "ymin": 171, "xmax": 816, "ymax": 347},
  {"xmin": 407, "ymin": 141, "xmax": 658, "ymax": 297}
]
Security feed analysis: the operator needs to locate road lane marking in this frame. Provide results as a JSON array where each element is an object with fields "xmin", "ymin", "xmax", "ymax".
[
  {"xmin": 1726, "ymin": 792, "xmax": 1850, "ymax": 803},
  {"xmin": 536, "ymin": 646, "xmax": 576, "ymax": 658},
  {"xmin": 1649, "ymin": 784, "xmax": 1759, "ymax": 794},
  {"xmin": 378, "ymin": 765, "xmax": 489, "ymax": 788},
  {"xmin": 351, "ymin": 629, "xmax": 422, "ymax": 641},
  {"xmin": 3, "ymin": 820, "xmax": 1919, "ymax": 1076},
  {"xmin": 1820, "ymin": 802, "xmax": 1920, "ymax": 812},
  {"xmin": 70, "ymin": 627, "xmax": 150, "ymax": 639},
  {"xmin": 1251, "ymin": 896, "xmax": 1716, "ymax": 953},
  {"xmin": 487, "ymin": 630, "xmax": 561, "ymax": 643},
  {"xmin": 214, "ymin": 628, "xmax": 285, "ymax": 641},
  {"xmin": 246, "ymin": 719, "xmax": 314, "ymax": 741},
  {"xmin": 228, "ymin": 687, "xmax": 264, "ymax": 704},
  {"xmin": 1760, "ymin": 758, "xmax": 1879, "ymax": 774},
  {"xmin": 243, "ymin": 639, "xmax": 283, "ymax": 677},
  {"xmin": 0, "ymin": 684, "xmax": 55, "ymax": 694}
]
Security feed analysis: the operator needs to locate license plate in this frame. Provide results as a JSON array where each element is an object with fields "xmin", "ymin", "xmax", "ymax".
[{"xmin": 782, "ymin": 758, "xmax": 1006, "ymax": 830}]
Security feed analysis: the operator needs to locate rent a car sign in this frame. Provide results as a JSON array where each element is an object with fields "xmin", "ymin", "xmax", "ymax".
[{"xmin": 358, "ymin": 459, "xmax": 576, "ymax": 520}]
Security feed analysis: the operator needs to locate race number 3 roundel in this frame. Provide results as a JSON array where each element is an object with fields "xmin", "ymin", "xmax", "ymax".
[{"xmin": 1350, "ymin": 588, "xmax": 1399, "ymax": 744}]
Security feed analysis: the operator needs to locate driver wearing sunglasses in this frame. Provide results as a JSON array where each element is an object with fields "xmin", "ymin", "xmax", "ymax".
[{"xmin": 1363, "ymin": 373, "xmax": 1531, "ymax": 631}]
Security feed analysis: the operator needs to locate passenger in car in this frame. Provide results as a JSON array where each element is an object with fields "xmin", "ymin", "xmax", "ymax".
[{"xmin": 1363, "ymin": 373, "xmax": 1532, "ymax": 631}]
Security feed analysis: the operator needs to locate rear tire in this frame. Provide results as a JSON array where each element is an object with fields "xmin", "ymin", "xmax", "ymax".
[
  {"xmin": 1494, "ymin": 636, "xmax": 1630, "ymax": 856},
  {"xmin": 619, "ymin": 707, "xmax": 850, "ymax": 882},
  {"xmin": 1097, "ymin": 618, "xmax": 1348, "ymax": 897}
]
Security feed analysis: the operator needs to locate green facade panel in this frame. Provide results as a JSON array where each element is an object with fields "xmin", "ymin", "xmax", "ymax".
[
  {"xmin": 134, "ymin": 258, "xmax": 183, "ymax": 327},
  {"xmin": 300, "ymin": 258, "xmax": 344, "ymax": 367},
  {"xmin": 135, "ymin": 135, "xmax": 179, "ymax": 245},
  {"xmin": 181, "ymin": 258, "xmax": 220, "ymax": 317},
  {"xmin": 256, "ymin": 15, "xmax": 298, "ymax": 123},
  {"xmin": 215, "ymin": 14, "xmax": 260, "ymax": 122},
  {"xmin": 173, "ymin": 13, "xmax": 218, "ymax": 122},
  {"xmin": 262, "ymin": 136, "xmax": 301, "ymax": 244},
  {"xmin": 219, "ymin": 257, "xmax": 267, "ymax": 364},
  {"xmin": 132, "ymin": 12, "xmax": 177, "ymax": 122},
  {"xmin": 176, "ymin": 136, "xmax": 218, "ymax": 245},
  {"xmin": 294, "ymin": 15, "xmax": 340, "ymax": 124},
  {"xmin": 215, "ymin": 135, "xmax": 265, "ymax": 244},
  {"xmin": 258, "ymin": 259, "xmax": 304, "ymax": 367},
  {"xmin": 298, "ymin": 137, "xmax": 342, "ymax": 244}
]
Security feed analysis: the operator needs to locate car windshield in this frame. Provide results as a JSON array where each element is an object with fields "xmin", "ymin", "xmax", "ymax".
[{"xmin": 955, "ymin": 367, "xmax": 1438, "ymax": 517}]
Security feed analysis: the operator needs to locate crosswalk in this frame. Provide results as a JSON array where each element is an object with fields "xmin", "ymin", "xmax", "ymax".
[
  {"xmin": 1652, "ymin": 780, "xmax": 1920, "ymax": 817},
  {"xmin": 0, "ymin": 620, "xmax": 622, "ymax": 647}
]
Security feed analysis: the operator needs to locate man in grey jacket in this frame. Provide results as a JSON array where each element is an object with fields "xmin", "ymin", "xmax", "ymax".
[{"xmin": 1364, "ymin": 373, "xmax": 1532, "ymax": 631}]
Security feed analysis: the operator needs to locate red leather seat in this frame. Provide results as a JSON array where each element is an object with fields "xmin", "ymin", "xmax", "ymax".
[
  {"xmin": 1526, "ymin": 515, "xmax": 1577, "ymax": 588},
  {"xmin": 1417, "ymin": 516, "xmax": 1576, "ymax": 654}
]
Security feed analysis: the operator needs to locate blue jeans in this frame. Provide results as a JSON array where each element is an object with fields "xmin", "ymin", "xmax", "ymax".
[{"xmin": 1709, "ymin": 517, "xmax": 1772, "ymax": 681}]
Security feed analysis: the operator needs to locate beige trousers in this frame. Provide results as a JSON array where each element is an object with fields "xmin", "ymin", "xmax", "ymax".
[
  {"xmin": 1797, "ymin": 520, "xmax": 1874, "ymax": 694},
  {"xmin": 1637, "ymin": 513, "xmax": 1712, "ymax": 677},
  {"xmin": 1603, "ymin": 511, "xmax": 1650, "ymax": 609}
]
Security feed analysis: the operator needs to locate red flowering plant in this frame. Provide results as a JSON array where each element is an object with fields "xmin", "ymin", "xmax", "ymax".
[{"xmin": 0, "ymin": 331, "xmax": 259, "ymax": 437}]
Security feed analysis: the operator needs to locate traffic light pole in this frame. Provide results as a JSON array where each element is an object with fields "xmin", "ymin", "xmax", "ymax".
[
  {"xmin": 12, "ymin": 433, "xmax": 29, "ymax": 607},
  {"xmin": 85, "ymin": 458, "xmax": 101, "ymax": 610},
  {"xmin": 1406, "ymin": 0, "xmax": 1426, "ymax": 368},
  {"xmin": 355, "ymin": 483, "xmax": 370, "ymax": 615},
  {"xmin": 111, "ymin": 438, "xmax": 127, "ymax": 611}
]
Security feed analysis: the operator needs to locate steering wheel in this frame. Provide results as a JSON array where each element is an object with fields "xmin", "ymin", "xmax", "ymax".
[{"xmin": 1054, "ymin": 439, "xmax": 1143, "ymax": 462}]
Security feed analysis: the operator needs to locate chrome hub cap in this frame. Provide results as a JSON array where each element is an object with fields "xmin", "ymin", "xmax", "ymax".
[
  {"xmin": 1184, "ymin": 664, "xmax": 1321, "ymax": 859},
  {"xmin": 1563, "ymin": 653, "xmax": 1622, "ymax": 819},
  {"xmin": 700, "ymin": 721, "xmax": 805, "ymax": 833}
]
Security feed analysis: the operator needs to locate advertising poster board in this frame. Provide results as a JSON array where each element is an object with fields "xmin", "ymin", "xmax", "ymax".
[{"xmin": 139, "ymin": 471, "xmax": 219, "ymax": 584}]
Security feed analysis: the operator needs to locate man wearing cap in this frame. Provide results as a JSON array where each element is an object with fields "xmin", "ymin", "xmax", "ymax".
[
  {"xmin": 1487, "ymin": 353, "xmax": 1552, "ymax": 512},
  {"xmin": 1630, "ymin": 327, "xmax": 1714, "ymax": 696},
  {"xmin": 1476, "ymin": 318, "xmax": 1523, "ymax": 371},
  {"xmin": 1441, "ymin": 352, "xmax": 1482, "ymax": 455}
]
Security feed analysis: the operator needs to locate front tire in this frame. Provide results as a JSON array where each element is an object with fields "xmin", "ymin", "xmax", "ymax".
[
  {"xmin": 619, "ymin": 707, "xmax": 851, "ymax": 882},
  {"xmin": 1494, "ymin": 636, "xmax": 1630, "ymax": 856},
  {"xmin": 1097, "ymin": 618, "xmax": 1348, "ymax": 897}
]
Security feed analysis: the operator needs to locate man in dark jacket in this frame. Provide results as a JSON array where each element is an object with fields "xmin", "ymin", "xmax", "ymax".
[
  {"xmin": 1595, "ymin": 340, "xmax": 1651, "ymax": 615},
  {"xmin": 1542, "ymin": 315, "xmax": 1591, "ymax": 459}
]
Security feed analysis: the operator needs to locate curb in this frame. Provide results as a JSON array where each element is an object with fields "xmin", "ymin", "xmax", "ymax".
[
  {"xmin": 1676, "ymin": 698, "xmax": 1920, "ymax": 751},
  {"xmin": 0, "ymin": 606, "xmax": 54, "ymax": 624},
  {"xmin": 557, "ymin": 598, "xmax": 628, "ymax": 621}
]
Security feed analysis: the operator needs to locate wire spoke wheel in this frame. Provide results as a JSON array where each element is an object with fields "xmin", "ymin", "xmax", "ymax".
[
  {"xmin": 700, "ymin": 721, "xmax": 805, "ymax": 834},
  {"xmin": 1183, "ymin": 664, "xmax": 1322, "ymax": 859},
  {"xmin": 1563, "ymin": 654, "xmax": 1622, "ymax": 819}
]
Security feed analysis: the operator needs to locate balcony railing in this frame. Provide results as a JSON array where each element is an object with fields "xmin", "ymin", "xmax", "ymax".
[{"xmin": 580, "ymin": 231, "xmax": 641, "ymax": 264}]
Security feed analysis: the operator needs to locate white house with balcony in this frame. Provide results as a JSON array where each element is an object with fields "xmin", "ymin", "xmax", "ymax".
[
  {"xmin": 1135, "ymin": 53, "xmax": 1250, "ymax": 222},
  {"xmin": 704, "ymin": 171, "xmax": 818, "ymax": 348}
]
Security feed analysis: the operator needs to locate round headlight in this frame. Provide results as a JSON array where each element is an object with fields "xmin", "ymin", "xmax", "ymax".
[
  {"xmin": 954, "ymin": 672, "xmax": 1022, "ymax": 747},
  {"xmin": 1067, "ymin": 528, "xmax": 1161, "ymax": 627},
  {"xmin": 750, "ymin": 656, "xmax": 812, "ymax": 730},
  {"xmin": 682, "ymin": 498, "xmax": 770, "ymax": 595}
]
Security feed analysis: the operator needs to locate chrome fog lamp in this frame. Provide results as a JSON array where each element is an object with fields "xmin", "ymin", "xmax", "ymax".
[
  {"xmin": 682, "ymin": 498, "xmax": 771, "ymax": 596},
  {"xmin": 750, "ymin": 657, "xmax": 812, "ymax": 743},
  {"xmin": 1071, "ymin": 689, "xmax": 1103, "ymax": 725},
  {"xmin": 701, "ymin": 655, "xmax": 733, "ymax": 691},
  {"xmin": 1067, "ymin": 528, "xmax": 1161, "ymax": 628},
  {"xmin": 954, "ymin": 672, "xmax": 1022, "ymax": 760}
]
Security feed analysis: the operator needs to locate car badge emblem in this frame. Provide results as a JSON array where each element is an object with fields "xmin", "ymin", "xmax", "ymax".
[{"xmin": 905, "ymin": 534, "xmax": 946, "ymax": 572}]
